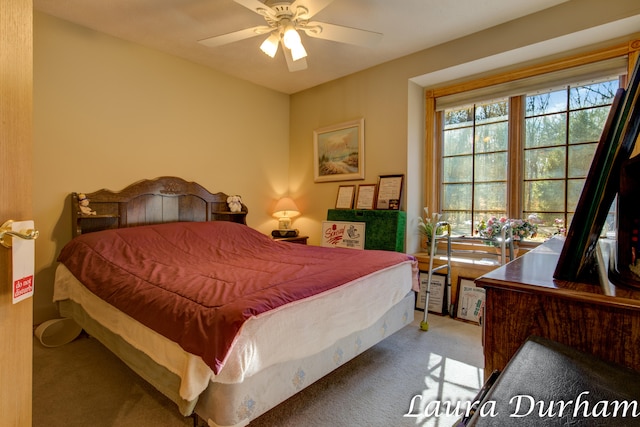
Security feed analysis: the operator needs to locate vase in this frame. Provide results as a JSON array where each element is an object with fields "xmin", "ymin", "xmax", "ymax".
[
  {"xmin": 495, "ymin": 245, "xmax": 519, "ymax": 264},
  {"xmin": 421, "ymin": 237, "xmax": 432, "ymax": 255}
]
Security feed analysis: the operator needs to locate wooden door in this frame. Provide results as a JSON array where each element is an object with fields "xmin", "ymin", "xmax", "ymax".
[{"xmin": 1, "ymin": 0, "xmax": 34, "ymax": 425}]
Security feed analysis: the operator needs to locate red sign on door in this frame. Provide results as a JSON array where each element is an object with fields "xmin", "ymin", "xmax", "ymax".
[{"xmin": 13, "ymin": 275, "xmax": 34, "ymax": 301}]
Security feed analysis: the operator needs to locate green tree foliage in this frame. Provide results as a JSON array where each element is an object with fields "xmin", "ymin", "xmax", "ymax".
[{"xmin": 441, "ymin": 78, "xmax": 618, "ymax": 237}]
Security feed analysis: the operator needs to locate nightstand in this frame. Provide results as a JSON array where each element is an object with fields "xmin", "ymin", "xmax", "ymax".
[{"xmin": 273, "ymin": 235, "xmax": 308, "ymax": 245}]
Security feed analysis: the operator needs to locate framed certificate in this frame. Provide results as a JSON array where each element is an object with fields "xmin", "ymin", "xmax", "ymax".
[
  {"xmin": 335, "ymin": 185, "xmax": 355, "ymax": 209},
  {"xmin": 455, "ymin": 277, "xmax": 485, "ymax": 325},
  {"xmin": 375, "ymin": 174, "xmax": 403, "ymax": 210},
  {"xmin": 416, "ymin": 271, "xmax": 448, "ymax": 314},
  {"xmin": 355, "ymin": 184, "xmax": 376, "ymax": 210}
]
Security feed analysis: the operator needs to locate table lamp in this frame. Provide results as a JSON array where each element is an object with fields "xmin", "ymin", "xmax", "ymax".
[{"xmin": 272, "ymin": 197, "xmax": 300, "ymax": 237}]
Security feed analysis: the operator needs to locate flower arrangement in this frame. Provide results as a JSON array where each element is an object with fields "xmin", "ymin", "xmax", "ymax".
[
  {"xmin": 476, "ymin": 216, "xmax": 538, "ymax": 245},
  {"xmin": 476, "ymin": 216, "xmax": 507, "ymax": 244},
  {"xmin": 553, "ymin": 218, "xmax": 566, "ymax": 236},
  {"xmin": 510, "ymin": 218, "xmax": 538, "ymax": 241},
  {"xmin": 417, "ymin": 207, "xmax": 442, "ymax": 252}
]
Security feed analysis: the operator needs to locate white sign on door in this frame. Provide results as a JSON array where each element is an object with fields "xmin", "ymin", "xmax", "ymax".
[{"xmin": 12, "ymin": 220, "xmax": 35, "ymax": 304}]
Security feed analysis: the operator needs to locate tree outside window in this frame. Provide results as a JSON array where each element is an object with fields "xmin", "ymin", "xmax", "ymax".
[{"xmin": 440, "ymin": 77, "xmax": 619, "ymax": 239}]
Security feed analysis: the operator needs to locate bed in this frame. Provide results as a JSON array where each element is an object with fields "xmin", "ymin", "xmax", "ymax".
[{"xmin": 53, "ymin": 176, "xmax": 418, "ymax": 427}]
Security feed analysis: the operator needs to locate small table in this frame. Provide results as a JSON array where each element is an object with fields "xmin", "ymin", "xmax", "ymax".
[{"xmin": 273, "ymin": 235, "xmax": 308, "ymax": 245}]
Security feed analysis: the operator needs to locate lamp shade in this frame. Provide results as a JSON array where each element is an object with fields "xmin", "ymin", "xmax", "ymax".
[
  {"xmin": 260, "ymin": 33, "xmax": 279, "ymax": 58},
  {"xmin": 290, "ymin": 42, "xmax": 307, "ymax": 61},
  {"xmin": 282, "ymin": 25, "xmax": 301, "ymax": 50},
  {"xmin": 273, "ymin": 197, "xmax": 300, "ymax": 230},
  {"xmin": 282, "ymin": 25, "xmax": 307, "ymax": 61},
  {"xmin": 272, "ymin": 197, "xmax": 300, "ymax": 219}
]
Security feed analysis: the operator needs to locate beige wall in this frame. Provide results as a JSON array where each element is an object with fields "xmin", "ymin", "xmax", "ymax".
[
  {"xmin": 289, "ymin": 0, "xmax": 640, "ymax": 248},
  {"xmin": 289, "ymin": 68, "xmax": 411, "ymax": 245},
  {"xmin": 33, "ymin": 12, "xmax": 290, "ymax": 323}
]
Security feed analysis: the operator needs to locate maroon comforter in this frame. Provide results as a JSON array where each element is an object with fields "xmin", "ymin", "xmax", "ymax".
[{"xmin": 58, "ymin": 221, "xmax": 416, "ymax": 374}]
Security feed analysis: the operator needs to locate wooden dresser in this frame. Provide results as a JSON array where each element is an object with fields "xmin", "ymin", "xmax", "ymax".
[{"xmin": 476, "ymin": 237, "xmax": 640, "ymax": 380}]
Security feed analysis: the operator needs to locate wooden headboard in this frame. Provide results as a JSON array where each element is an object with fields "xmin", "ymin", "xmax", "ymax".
[{"xmin": 71, "ymin": 176, "xmax": 248, "ymax": 237}]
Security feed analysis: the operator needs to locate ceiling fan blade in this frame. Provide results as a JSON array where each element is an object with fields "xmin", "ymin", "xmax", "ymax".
[
  {"xmin": 198, "ymin": 26, "xmax": 271, "ymax": 48},
  {"xmin": 281, "ymin": 39, "xmax": 307, "ymax": 72},
  {"xmin": 291, "ymin": 0, "xmax": 334, "ymax": 19},
  {"xmin": 303, "ymin": 21, "xmax": 382, "ymax": 46},
  {"xmin": 233, "ymin": 0, "xmax": 276, "ymax": 18}
]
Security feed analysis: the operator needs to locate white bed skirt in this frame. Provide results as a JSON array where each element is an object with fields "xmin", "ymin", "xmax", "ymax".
[{"xmin": 199, "ymin": 291, "xmax": 415, "ymax": 426}]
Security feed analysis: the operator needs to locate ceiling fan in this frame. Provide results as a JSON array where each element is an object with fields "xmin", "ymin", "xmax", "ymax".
[{"xmin": 198, "ymin": 0, "xmax": 382, "ymax": 72}]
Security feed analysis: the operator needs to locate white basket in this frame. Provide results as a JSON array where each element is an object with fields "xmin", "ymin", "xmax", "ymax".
[{"xmin": 34, "ymin": 318, "xmax": 82, "ymax": 347}]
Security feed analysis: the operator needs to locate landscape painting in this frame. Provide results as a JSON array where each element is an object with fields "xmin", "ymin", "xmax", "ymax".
[{"xmin": 314, "ymin": 118, "xmax": 365, "ymax": 182}]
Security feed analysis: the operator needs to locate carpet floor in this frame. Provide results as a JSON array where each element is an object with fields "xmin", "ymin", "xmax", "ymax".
[{"xmin": 33, "ymin": 312, "xmax": 484, "ymax": 427}]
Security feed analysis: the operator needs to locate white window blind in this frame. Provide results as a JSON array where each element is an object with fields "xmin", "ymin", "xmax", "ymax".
[{"xmin": 435, "ymin": 56, "xmax": 628, "ymax": 111}]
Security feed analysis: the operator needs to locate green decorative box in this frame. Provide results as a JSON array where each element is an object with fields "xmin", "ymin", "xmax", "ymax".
[{"xmin": 326, "ymin": 209, "xmax": 406, "ymax": 252}]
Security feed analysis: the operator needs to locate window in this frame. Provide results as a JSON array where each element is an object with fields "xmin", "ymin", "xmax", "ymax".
[
  {"xmin": 439, "ymin": 77, "xmax": 620, "ymax": 239},
  {"xmin": 442, "ymin": 100, "xmax": 509, "ymax": 235},
  {"xmin": 523, "ymin": 79, "xmax": 619, "ymax": 236}
]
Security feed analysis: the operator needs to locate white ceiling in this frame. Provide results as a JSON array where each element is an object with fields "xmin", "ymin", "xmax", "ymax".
[{"xmin": 33, "ymin": 0, "xmax": 570, "ymax": 94}]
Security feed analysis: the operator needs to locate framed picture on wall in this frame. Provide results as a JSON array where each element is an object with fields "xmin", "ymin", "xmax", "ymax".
[
  {"xmin": 455, "ymin": 277, "xmax": 485, "ymax": 325},
  {"xmin": 375, "ymin": 174, "xmax": 403, "ymax": 210},
  {"xmin": 355, "ymin": 184, "xmax": 376, "ymax": 210},
  {"xmin": 335, "ymin": 185, "xmax": 355, "ymax": 209},
  {"xmin": 313, "ymin": 118, "xmax": 365, "ymax": 183}
]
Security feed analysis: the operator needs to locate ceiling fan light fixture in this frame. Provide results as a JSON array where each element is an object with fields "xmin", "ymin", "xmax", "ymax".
[
  {"xmin": 282, "ymin": 25, "xmax": 301, "ymax": 50},
  {"xmin": 200, "ymin": 0, "xmax": 384, "ymax": 73},
  {"xmin": 290, "ymin": 42, "xmax": 307, "ymax": 61},
  {"xmin": 260, "ymin": 32, "xmax": 280, "ymax": 58}
]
